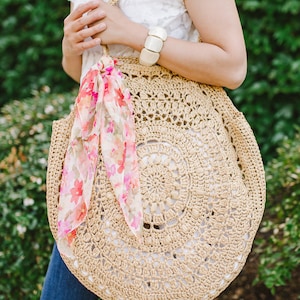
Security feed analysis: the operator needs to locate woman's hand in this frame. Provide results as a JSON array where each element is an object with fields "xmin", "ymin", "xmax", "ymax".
[
  {"xmin": 63, "ymin": 0, "xmax": 146, "ymax": 54},
  {"xmin": 61, "ymin": 0, "xmax": 146, "ymax": 82},
  {"xmin": 62, "ymin": 1, "xmax": 107, "ymax": 57},
  {"xmin": 61, "ymin": 1, "xmax": 110, "ymax": 82},
  {"xmin": 88, "ymin": 1, "xmax": 132, "ymax": 46},
  {"xmin": 87, "ymin": 1, "xmax": 148, "ymax": 50}
]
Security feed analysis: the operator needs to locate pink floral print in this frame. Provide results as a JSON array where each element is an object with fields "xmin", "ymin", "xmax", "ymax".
[
  {"xmin": 70, "ymin": 179, "xmax": 83, "ymax": 204},
  {"xmin": 57, "ymin": 56, "xmax": 143, "ymax": 257}
]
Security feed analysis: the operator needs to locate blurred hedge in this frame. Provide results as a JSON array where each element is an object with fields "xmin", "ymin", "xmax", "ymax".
[
  {"xmin": 0, "ymin": 88, "xmax": 75, "ymax": 300},
  {"xmin": 255, "ymin": 129, "xmax": 300, "ymax": 294},
  {"xmin": 230, "ymin": 0, "xmax": 300, "ymax": 161},
  {"xmin": 0, "ymin": 0, "xmax": 76, "ymax": 103}
]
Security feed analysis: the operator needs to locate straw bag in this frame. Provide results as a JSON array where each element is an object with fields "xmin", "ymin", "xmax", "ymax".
[{"xmin": 46, "ymin": 3, "xmax": 265, "ymax": 299}]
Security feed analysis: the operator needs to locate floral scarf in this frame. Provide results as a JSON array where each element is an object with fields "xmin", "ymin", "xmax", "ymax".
[{"xmin": 57, "ymin": 55, "xmax": 143, "ymax": 257}]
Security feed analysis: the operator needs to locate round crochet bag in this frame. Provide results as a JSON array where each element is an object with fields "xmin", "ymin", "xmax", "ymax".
[
  {"xmin": 47, "ymin": 56, "xmax": 265, "ymax": 299},
  {"xmin": 47, "ymin": 2, "xmax": 265, "ymax": 296}
]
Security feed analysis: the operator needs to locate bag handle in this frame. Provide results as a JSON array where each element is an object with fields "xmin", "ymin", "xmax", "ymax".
[
  {"xmin": 108, "ymin": 0, "xmax": 118, "ymax": 6},
  {"xmin": 102, "ymin": 0, "xmax": 118, "ymax": 55}
]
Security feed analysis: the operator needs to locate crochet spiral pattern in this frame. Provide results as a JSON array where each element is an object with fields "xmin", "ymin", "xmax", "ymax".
[{"xmin": 47, "ymin": 58, "xmax": 265, "ymax": 299}]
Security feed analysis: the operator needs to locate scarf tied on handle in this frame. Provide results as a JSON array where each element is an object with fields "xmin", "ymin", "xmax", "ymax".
[{"xmin": 57, "ymin": 55, "xmax": 143, "ymax": 258}]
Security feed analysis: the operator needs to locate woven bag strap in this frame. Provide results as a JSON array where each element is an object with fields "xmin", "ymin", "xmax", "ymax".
[
  {"xmin": 102, "ymin": 0, "xmax": 118, "ymax": 55},
  {"xmin": 108, "ymin": 0, "xmax": 118, "ymax": 5}
]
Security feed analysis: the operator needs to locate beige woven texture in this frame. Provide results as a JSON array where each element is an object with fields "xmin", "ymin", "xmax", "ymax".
[{"xmin": 47, "ymin": 58, "xmax": 266, "ymax": 299}]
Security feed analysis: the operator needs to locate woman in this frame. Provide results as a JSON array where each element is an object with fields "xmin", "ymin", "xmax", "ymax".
[{"xmin": 41, "ymin": 0, "xmax": 247, "ymax": 299}]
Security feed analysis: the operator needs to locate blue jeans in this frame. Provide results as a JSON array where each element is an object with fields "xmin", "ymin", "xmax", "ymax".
[{"xmin": 40, "ymin": 244, "xmax": 99, "ymax": 300}]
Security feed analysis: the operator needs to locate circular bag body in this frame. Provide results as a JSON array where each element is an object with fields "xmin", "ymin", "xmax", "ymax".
[{"xmin": 47, "ymin": 58, "xmax": 265, "ymax": 300}]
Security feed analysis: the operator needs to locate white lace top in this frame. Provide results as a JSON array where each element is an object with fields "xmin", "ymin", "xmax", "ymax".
[{"xmin": 70, "ymin": 0, "xmax": 198, "ymax": 79}]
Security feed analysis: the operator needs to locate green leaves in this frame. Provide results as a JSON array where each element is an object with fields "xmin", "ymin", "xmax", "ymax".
[
  {"xmin": 0, "ymin": 88, "xmax": 75, "ymax": 300},
  {"xmin": 0, "ymin": 0, "xmax": 76, "ymax": 104},
  {"xmin": 229, "ymin": 0, "xmax": 300, "ymax": 162},
  {"xmin": 255, "ymin": 129, "xmax": 300, "ymax": 293}
]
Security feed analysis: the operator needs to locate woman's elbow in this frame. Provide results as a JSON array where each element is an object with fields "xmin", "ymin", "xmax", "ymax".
[
  {"xmin": 226, "ymin": 65, "xmax": 247, "ymax": 90},
  {"xmin": 223, "ymin": 55, "xmax": 247, "ymax": 90}
]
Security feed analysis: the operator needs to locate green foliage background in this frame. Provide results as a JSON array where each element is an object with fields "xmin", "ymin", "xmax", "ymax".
[
  {"xmin": 0, "ymin": 0, "xmax": 76, "ymax": 103},
  {"xmin": 255, "ymin": 130, "xmax": 300, "ymax": 294},
  {"xmin": 0, "ymin": 90, "xmax": 75, "ymax": 299},
  {"xmin": 0, "ymin": 0, "xmax": 299, "ymax": 299},
  {"xmin": 231, "ymin": 0, "xmax": 300, "ymax": 161}
]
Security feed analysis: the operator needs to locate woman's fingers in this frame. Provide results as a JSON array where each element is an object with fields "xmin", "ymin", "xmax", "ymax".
[
  {"xmin": 63, "ymin": 25, "xmax": 103, "ymax": 56},
  {"xmin": 63, "ymin": 2, "xmax": 109, "ymax": 54},
  {"xmin": 68, "ymin": 1, "xmax": 100, "ymax": 22},
  {"xmin": 74, "ymin": 22, "xmax": 106, "ymax": 43},
  {"xmin": 65, "ymin": 1, "xmax": 106, "ymax": 33},
  {"xmin": 63, "ymin": 0, "xmax": 128, "ymax": 54},
  {"xmin": 74, "ymin": 37, "xmax": 102, "ymax": 53}
]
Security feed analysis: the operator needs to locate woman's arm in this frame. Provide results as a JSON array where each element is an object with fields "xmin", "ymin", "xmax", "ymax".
[
  {"xmin": 161, "ymin": 0, "xmax": 247, "ymax": 89},
  {"xmin": 62, "ymin": 0, "xmax": 247, "ymax": 89}
]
